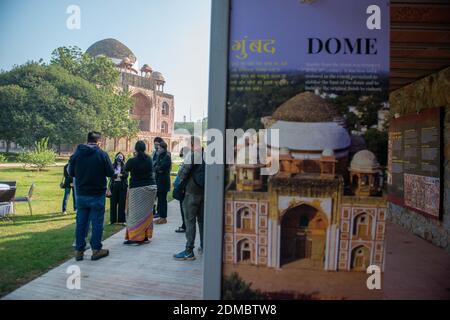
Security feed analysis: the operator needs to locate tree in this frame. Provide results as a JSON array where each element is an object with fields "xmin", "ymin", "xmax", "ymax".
[
  {"xmin": 364, "ymin": 128, "xmax": 388, "ymax": 166},
  {"xmin": 0, "ymin": 46, "xmax": 138, "ymax": 150},
  {"xmin": 0, "ymin": 63, "xmax": 103, "ymax": 148},
  {"xmin": 51, "ymin": 46, "xmax": 119, "ymax": 88},
  {"xmin": 345, "ymin": 112, "xmax": 360, "ymax": 132},
  {"xmin": 100, "ymin": 91, "xmax": 139, "ymax": 140},
  {"xmin": 357, "ymin": 96, "xmax": 383, "ymax": 129},
  {"xmin": 330, "ymin": 94, "xmax": 359, "ymax": 116},
  {"xmin": 0, "ymin": 84, "xmax": 28, "ymax": 152},
  {"xmin": 222, "ymin": 272, "xmax": 266, "ymax": 300},
  {"xmin": 51, "ymin": 46, "xmax": 138, "ymax": 139}
]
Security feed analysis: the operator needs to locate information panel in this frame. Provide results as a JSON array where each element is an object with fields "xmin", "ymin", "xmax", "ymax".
[
  {"xmin": 388, "ymin": 107, "xmax": 442, "ymax": 218},
  {"xmin": 222, "ymin": 0, "xmax": 389, "ymax": 299}
]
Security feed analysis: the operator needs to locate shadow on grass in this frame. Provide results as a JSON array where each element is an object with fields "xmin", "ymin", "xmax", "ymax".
[
  {"xmin": 0, "ymin": 219, "xmax": 123, "ymax": 298},
  {"xmin": 0, "ymin": 212, "xmax": 73, "ymax": 226}
]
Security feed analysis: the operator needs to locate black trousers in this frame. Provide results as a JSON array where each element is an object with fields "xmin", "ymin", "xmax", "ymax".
[
  {"xmin": 156, "ymin": 190, "xmax": 168, "ymax": 219},
  {"xmin": 179, "ymin": 199, "xmax": 186, "ymax": 229},
  {"xmin": 110, "ymin": 182, "xmax": 126, "ymax": 223}
]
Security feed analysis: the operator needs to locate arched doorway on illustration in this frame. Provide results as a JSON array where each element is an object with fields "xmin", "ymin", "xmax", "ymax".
[
  {"xmin": 280, "ymin": 204, "xmax": 328, "ymax": 269},
  {"xmin": 350, "ymin": 245, "xmax": 371, "ymax": 272}
]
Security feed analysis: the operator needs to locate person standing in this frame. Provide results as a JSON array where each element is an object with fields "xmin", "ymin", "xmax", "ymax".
[
  {"xmin": 154, "ymin": 141, "xmax": 172, "ymax": 225},
  {"xmin": 173, "ymin": 147, "xmax": 188, "ymax": 233},
  {"xmin": 123, "ymin": 140, "xmax": 157, "ymax": 245},
  {"xmin": 109, "ymin": 152, "xmax": 128, "ymax": 225},
  {"xmin": 61, "ymin": 161, "xmax": 76, "ymax": 215},
  {"xmin": 69, "ymin": 131, "xmax": 114, "ymax": 261},
  {"xmin": 174, "ymin": 136, "xmax": 205, "ymax": 261},
  {"xmin": 152, "ymin": 137, "xmax": 164, "ymax": 162},
  {"xmin": 152, "ymin": 137, "xmax": 164, "ymax": 218}
]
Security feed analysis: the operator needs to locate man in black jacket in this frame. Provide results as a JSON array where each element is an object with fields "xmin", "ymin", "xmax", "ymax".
[{"xmin": 69, "ymin": 131, "xmax": 114, "ymax": 261}]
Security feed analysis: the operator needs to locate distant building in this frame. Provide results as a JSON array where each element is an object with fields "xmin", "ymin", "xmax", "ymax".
[
  {"xmin": 224, "ymin": 92, "xmax": 386, "ymax": 273},
  {"xmin": 84, "ymin": 38, "xmax": 183, "ymax": 153}
]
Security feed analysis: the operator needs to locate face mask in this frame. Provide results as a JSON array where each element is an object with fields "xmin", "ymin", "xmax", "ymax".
[{"xmin": 117, "ymin": 155, "xmax": 123, "ymax": 162}]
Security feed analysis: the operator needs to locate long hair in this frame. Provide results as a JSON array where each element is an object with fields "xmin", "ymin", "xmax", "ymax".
[
  {"xmin": 113, "ymin": 152, "xmax": 125, "ymax": 168},
  {"xmin": 159, "ymin": 141, "xmax": 168, "ymax": 152},
  {"xmin": 135, "ymin": 140, "xmax": 148, "ymax": 158}
]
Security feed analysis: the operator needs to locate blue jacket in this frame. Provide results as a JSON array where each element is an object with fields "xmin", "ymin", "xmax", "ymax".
[{"xmin": 69, "ymin": 143, "xmax": 114, "ymax": 196}]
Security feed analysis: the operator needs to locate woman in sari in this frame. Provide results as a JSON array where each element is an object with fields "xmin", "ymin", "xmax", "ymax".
[{"xmin": 123, "ymin": 140, "xmax": 157, "ymax": 245}]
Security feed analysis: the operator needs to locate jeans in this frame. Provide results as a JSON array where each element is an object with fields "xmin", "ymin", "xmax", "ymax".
[
  {"xmin": 182, "ymin": 193, "xmax": 204, "ymax": 251},
  {"xmin": 75, "ymin": 194, "xmax": 106, "ymax": 251},
  {"xmin": 157, "ymin": 190, "xmax": 168, "ymax": 219},
  {"xmin": 62, "ymin": 187, "xmax": 76, "ymax": 212},
  {"xmin": 110, "ymin": 182, "xmax": 126, "ymax": 223}
]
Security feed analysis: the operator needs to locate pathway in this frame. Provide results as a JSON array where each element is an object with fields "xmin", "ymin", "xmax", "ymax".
[{"xmin": 3, "ymin": 201, "xmax": 203, "ymax": 300}]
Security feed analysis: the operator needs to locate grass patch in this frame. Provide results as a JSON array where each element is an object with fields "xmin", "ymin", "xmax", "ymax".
[{"xmin": 0, "ymin": 166, "xmax": 123, "ymax": 297}]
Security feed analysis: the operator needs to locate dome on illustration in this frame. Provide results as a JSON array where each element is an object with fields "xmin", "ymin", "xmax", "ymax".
[
  {"xmin": 86, "ymin": 38, "xmax": 137, "ymax": 64},
  {"xmin": 350, "ymin": 150, "xmax": 380, "ymax": 172},
  {"xmin": 272, "ymin": 91, "xmax": 339, "ymax": 122},
  {"xmin": 151, "ymin": 71, "xmax": 165, "ymax": 82},
  {"xmin": 265, "ymin": 92, "xmax": 350, "ymax": 155}
]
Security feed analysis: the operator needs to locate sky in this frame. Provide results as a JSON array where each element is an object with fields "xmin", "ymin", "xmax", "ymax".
[
  {"xmin": 0, "ymin": 0, "xmax": 211, "ymax": 122},
  {"xmin": 229, "ymin": 0, "xmax": 389, "ymax": 73}
]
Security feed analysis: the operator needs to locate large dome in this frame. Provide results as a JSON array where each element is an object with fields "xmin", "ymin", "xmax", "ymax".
[
  {"xmin": 266, "ymin": 121, "xmax": 351, "ymax": 154},
  {"xmin": 86, "ymin": 38, "xmax": 137, "ymax": 63},
  {"xmin": 272, "ymin": 92, "xmax": 340, "ymax": 122},
  {"xmin": 350, "ymin": 150, "xmax": 380, "ymax": 172},
  {"xmin": 264, "ymin": 91, "xmax": 350, "ymax": 156}
]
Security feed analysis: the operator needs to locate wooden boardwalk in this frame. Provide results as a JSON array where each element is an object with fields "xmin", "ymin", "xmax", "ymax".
[{"xmin": 3, "ymin": 201, "xmax": 203, "ymax": 300}]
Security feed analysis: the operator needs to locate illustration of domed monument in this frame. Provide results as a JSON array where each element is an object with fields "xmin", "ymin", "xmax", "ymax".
[
  {"xmin": 86, "ymin": 38, "xmax": 181, "ymax": 152},
  {"xmin": 224, "ymin": 92, "xmax": 387, "ymax": 272}
]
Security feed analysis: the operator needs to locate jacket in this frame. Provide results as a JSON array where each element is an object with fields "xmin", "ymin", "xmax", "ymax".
[
  {"xmin": 69, "ymin": 143, "xmax": 114, "ymax": 196},
  {"xmin": 154, "ymin": 151, "xmax": 172, "ymax": 192},
  {"xmin": 108, "ymin": 162, "xmax": 129, "ymax": 191},
  {"xmin": 62, "ymin": 164, "xmax": 73, "ymax": 188},
  {"xmin": 178, "ymin": 150, "xmax": 204, "ymax": 196}
]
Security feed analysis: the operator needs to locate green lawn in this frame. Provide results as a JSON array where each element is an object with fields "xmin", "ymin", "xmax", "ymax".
[{"xmin": 0, "ymin": 166, "xmax": 124, "ymax": 297}]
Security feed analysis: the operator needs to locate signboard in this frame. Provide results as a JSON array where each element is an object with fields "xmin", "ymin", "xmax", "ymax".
[
  {"xmin": 219, "ymin": 0, "xmax": 389, "ymax": 299},
  {"xmin": 388, "ymin": 107, "xmax": 442, "ymax": 218}
]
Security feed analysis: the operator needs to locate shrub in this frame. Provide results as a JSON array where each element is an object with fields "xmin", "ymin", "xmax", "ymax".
[
  {"xmin": 18, "ymin": 138, "xmax": 56, "ymax": 171},
  {"xmin": 0, "ymin": 153, "xmax": 6, "ymax": 163},
  {"xmin": 222, "ymin": 272, "xmax": 266, "ymax": 300}
]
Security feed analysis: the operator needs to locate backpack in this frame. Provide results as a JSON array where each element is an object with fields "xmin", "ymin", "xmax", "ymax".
[{"xmin": 192, "ymin": 153, "xmax": 205, "ymax": 189}]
